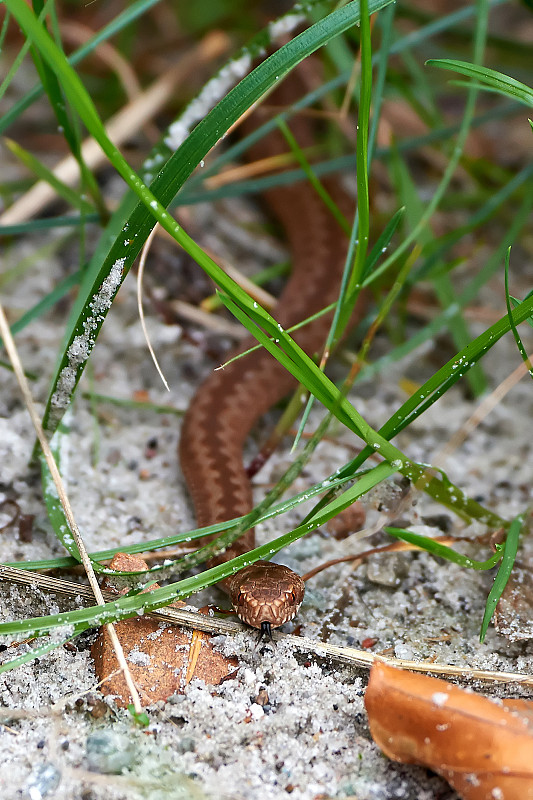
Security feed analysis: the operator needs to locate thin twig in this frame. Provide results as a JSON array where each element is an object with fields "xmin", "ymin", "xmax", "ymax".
[
  {"xmin": 169, "ymin": 299, "xmax": 246, "ymax": 338},
  {"xmin": 137, "ymin": 224, "xmax": 170, "ymax": 391},
  {"xmin": 300, "ymin": 537, "xmax": 456, "ymax": 582},
  {"xmin": 0, "ymin": 303, "xmax": 143, "ymax": 714}
]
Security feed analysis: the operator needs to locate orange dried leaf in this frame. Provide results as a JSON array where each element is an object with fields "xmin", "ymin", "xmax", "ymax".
[
  {"xmin": 365, "ymin": 661, "xmax": 533, "ymax": 800},
  {"xmin": 92, "ymin": 553, "xmax": 237, "ymax": 707}
]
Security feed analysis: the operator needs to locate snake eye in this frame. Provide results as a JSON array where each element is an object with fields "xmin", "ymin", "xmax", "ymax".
[
  {"xmin": 287, "ymin": 591, "xmax": 296, "ymax": 603},
  {"xmin": 237, "ymin": 592, "xmax": 246, "ymax": 604}
]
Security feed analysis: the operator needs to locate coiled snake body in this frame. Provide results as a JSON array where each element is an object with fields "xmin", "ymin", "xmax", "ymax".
[{"xmin": 179, "ymin": 63, "xmax": 355, "ymax": 633}]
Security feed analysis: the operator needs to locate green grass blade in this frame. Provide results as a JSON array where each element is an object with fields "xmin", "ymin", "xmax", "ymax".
[
  {"xmin": 14, "ymin": 0, "xmax": 395, "ymax": 437},
  {"xmin": 13, "ymin": 459, "xmax": 368, "ymax": 575},
  {"xmin": 427, "ymin": 59, "xmax": 533, "ymax": 107},
  {"xmin": 217, "ymin": 289, "xmax": 505, "ymax": 528},
  {"xmin": 0, "ymin": 461, "xmax": 394, "ymax": 643},
  {"xmin": 0, "ymin": 0, "xmax": 163, "ymax": 135},
  {"xmin": 29, "ymin": 0, "xmax": 80, "ymax": 159},
  {"xmin": 385, "ymin": 527, "xmax": 501, "ymax": 570},
  {"xmin": 504, "ymin": 247, "xmax": 533, "ymax": 378},
  {"xmin": 292, "ymin": 204, "xmax": 404, "ymax": 450},
  {"xmin": 510, "ymin": 293, "xmax": 533, "ymax": 330},
  {"xmin": 360, "ymin": 0, "xmax": 490, "ymax": 285},
  {"xmin": 276, "ymin": 117, "xmax": 351, "ymax": 235},
  {"xmin": 303, "ymin": 291, "xmax": 533, "ymax": 532},
  {"xmin": 0, "ymin": 632, "xmax": 79, "ymax": 675},
  {"xmin": 183, "ymin": 1, "xmax": 505, "ymax": 196},
  {"xmin": 353, "ymin": 0, "xmax": 371, "ymax": 284},
  {"xmin": 0, "ymin": 7, "xmax": 10, "ymax": 51},
  {"xmin": 4, "ymin": 138, "xmax": 94, "ymax": 213},
  {"xmin": 0, "ymin": 214, "xmax": 100, "ymax": 236},
  {"xmin": 175, "ymin": 102, "xmax": 521, "ymax": 210},
  {"xmin": 40, "ymin": 426, "xmax": 105, "ymax": 571},
  {"xmin": 0, "ymin": 0, "xmax": 53, "ymax": 104},
  {"xmin": 337, "ymin": 0, "xmax": 372, "ymax": 336},
  {"xmin": 479, "ymin": 513, "xmax": 523, "ymax": 642},
  {"xmin": 362, "ymin": 206, "xmax": 404, "ymax": 280}
]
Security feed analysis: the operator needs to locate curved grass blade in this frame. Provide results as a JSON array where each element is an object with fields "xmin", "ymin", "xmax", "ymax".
[
  {"xmin": 24, "ymin": 454, "xmax": 368, "ymax": 575},
  {"xmin": 0, "ymin": 0, "xmax": 53, "ymax": 105},
  {"xmin": 4, "ymin": 138, "xmax": 94, "ymax": 214},
  {"xmin": 298, "ymin": 291, "xmax": 533, "ymax": 533},
  {"xmin": 0, "ymin": 461, "xmax": 394, "ymax": 648},
  {"xmin": 510, "ymin": 292, "xmax": 533, "ymax": 329},
  {"xmin": 385, "ymin": 527, "xmax": 502, "ymax": 570},
  {"xmin": 427, "ymin": 59, "xmax": 533, "ymax": 108},
  {"xmin": 0, "ymin": 631, "xmax": 79, "ymax": 675},
  {"xmin": 218, "ymin": 287, "xmax": 516, "ymax": 529},
  {"xmin": 504, "ymin": 247, "xmax": 533, "ymax": 379},
  {"xmin": 14, "ymin": 0, "xmax": 394, "ymax": 437},
  {"xmin": 480, "ymin": 513, "xmax": 524, "ymax": 643},
  {"xmin": 0, "ymin": 0, "xmax": 163, "ymax": 135}
]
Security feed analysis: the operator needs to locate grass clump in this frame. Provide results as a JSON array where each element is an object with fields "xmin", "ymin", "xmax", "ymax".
[{"xmin": 0, "ymin": 0, "xmax": 532, "ymax": 666}]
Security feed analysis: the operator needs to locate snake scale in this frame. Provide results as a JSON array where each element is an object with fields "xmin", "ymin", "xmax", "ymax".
[{"xmin": 179, "ymin": 59, "xmax": 357, "ymax": 634}]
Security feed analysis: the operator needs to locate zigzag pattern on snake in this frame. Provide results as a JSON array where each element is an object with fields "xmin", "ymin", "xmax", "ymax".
[{"xmin": 179, "ymin": 58, "xmax": 361, "ymax": 632}]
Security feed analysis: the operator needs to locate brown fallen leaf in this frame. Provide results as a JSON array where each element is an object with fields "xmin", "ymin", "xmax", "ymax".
[
  {"xmin": 92, "ymin": 553, "xmax": 237, "ymax": 707},
  {"xmin": 365, "ymin": 661, "xmax": 533, "ymax": 800}
]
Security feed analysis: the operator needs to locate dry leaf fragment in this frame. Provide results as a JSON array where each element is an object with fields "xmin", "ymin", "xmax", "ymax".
[
  {"xmin": 365, "ymin": 661, "xmax": 533, "ymax": 800},
  {"xmin": 326, "ymin": 501, "xmax": 366, "ymax": 539},
  {"xmin": 92, "ymin": 553, "xmax": 237, "ymax": 707}
]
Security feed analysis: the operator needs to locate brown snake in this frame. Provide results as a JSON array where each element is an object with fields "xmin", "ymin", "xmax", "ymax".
[{"xmin": 179, "ymin": 62, "xmax": 357, "ymax": 634}]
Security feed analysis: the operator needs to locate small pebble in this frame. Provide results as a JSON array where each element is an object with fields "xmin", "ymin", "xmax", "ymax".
[
  {"xmin": 254, "ymin": 688, "xmax": 270, "ymax": 707},
  {"xmin": 25, "ymin": 763, "xmax": 61, "ymax": 799},
  {"xmin": 86, "ymin": 731, "xmax": 137, "ymax": 774},
  {"xmin": 176, "ymin": 736, "xmax": 196, "ymax": 754},
  {"xmin": 366, "ymin": 553, "xmax": 409, "ymax": 587}
]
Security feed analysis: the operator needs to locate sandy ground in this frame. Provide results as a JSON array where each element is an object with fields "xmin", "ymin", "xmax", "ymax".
[{"xmin": 1, "ymin": 192, "xmax": 533, "ymax": 800}]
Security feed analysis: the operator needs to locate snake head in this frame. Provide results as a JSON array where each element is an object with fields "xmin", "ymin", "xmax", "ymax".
[{"xmin": 228, "ymin": 561, "xmax": 305, "ymax": 630}]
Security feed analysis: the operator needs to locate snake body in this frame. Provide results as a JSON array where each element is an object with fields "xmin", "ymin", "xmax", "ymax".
[{"xmin": 179, "ymin": 63, "xmax": 355, "ymax": 631}]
